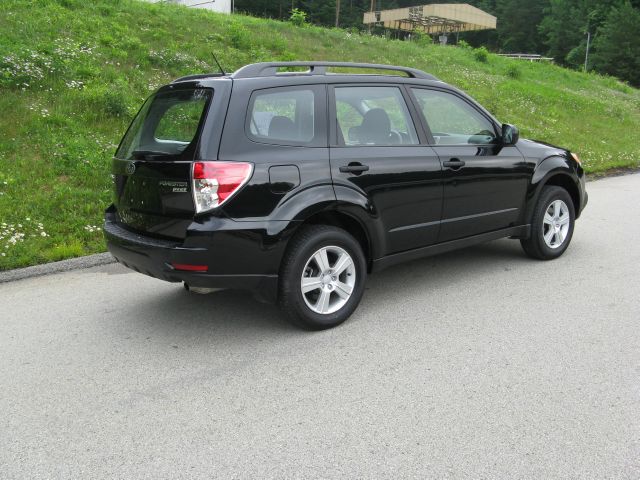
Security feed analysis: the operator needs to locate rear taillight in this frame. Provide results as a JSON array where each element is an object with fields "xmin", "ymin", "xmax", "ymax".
[{"xmin": 191, "ymin": 161, "xmax": 253, "ymax": 213}]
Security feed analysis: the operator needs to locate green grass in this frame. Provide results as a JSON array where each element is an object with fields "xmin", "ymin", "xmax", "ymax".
[{"xmin": 1, "ymin": 0, "xmax": 639, "ymax": 270}]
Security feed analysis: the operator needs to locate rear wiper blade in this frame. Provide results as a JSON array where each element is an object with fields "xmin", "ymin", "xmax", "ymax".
[{"xmin": 131, "ymin": 150, "xmax": 171, "ymax": 159}]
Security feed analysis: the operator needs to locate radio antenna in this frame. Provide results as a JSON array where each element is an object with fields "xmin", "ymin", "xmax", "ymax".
[{"xmin": 212, "ymin": 53, "xmax": 226, "ymax": 76}]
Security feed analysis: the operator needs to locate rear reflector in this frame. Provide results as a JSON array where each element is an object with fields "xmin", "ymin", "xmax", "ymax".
[
  {"xmin": 171, "ymin": 263, "xmax": 208, "ymax": 272},
  {"xmin": 192, "ymin": 161, "xmax": 253, "ymax": 213}
]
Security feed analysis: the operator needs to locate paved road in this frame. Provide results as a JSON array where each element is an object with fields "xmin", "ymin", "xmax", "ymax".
[{"xmin": 1, "ymin": 174, "xmax": 639, "ymax": 479}]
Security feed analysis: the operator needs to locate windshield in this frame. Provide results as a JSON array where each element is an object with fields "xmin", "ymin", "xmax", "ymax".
[{"xmin": 115, "ymin": 88, "xmax": 212, "ymax": 161}]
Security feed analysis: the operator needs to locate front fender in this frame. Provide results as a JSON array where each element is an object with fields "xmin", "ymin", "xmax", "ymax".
[
  {"xmin": 524, "ymin": 155, "xmax": 581, "ymax": 223},
  {"xmin": 531, "ymin": 155, "xmax": 575, "ymax": 185}
]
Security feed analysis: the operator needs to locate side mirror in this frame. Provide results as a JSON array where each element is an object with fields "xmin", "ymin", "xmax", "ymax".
[{"xmin": 501, "ymin": 124, "xmax": 519, "ymax": 146}]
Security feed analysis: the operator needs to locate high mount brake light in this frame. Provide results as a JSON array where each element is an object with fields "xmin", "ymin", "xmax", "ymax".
[{"xmin": 191, "ymin": 161, "xmax": 253, "ymax": 213}]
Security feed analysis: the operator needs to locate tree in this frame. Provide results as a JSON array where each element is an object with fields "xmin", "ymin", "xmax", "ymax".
[
  {"xmin": 495, "ymin": 0, "xmax": 548, "ymax": 53},
  {"xmin": 591, "ymin": 1, "xmax": 640, "ymax": 86},
  {"xmin": 539, "ymin": 0, "xmax": 620, "ymax": 67}
]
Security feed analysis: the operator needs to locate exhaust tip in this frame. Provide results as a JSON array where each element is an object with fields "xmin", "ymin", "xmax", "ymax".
[{"xmin": 183, "ymin": 283, "xmax": 223, "ymax": 295}]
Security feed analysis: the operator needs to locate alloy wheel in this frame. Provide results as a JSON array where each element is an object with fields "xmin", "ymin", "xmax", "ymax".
[
  {"xmin": 543, "ymin": 199, "xmax": 570, "ymax": 249},
  {"xmin": 300, "ymin": 246, "xmax": 356, "ymax": 314}
]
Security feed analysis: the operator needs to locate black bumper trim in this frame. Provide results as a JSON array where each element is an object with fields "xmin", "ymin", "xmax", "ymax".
[
  {"xmin": 103, "ymin": 220, "xmax": 184, "ymax": 249},
  {"xmin": 104, "ymin": 218, "xmax": 279, "ymax": 303}
]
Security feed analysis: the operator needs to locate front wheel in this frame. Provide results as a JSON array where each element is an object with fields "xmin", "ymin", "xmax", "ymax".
[
  {"xmin": 278, "ymin": 225, "xmax": 367, "ymax": 330},
  {"xmin": 521, "ymin": 186, "xmax": 575, "ymax": 260}
]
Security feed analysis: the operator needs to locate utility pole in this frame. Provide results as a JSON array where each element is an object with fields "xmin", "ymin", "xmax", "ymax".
[
  {"xmin": 584, "ymin": 30, "xmax": 591, "ymax": 72},
  {"xmin": 336, "ymin": 0, "xmax": 341, "ymax": 28}
]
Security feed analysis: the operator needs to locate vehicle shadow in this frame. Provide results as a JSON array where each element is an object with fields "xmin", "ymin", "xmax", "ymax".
[
  {"xmin": 365, "ymin": 238, "xmax": 528, "ymax": 296},
  {"xmin": 125, "ymin": 238, "xmax": 529, "ymax": 337},
  {"xmin": 132, "ymin": 287, "xmax": 295, "ymax": 336}
]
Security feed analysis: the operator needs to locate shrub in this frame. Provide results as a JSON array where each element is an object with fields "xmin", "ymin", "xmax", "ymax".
[
  {"xmin": 506, "ymin": 63, "xmax": 521, "ymax": 79},
  {"xmin": 265, "ymin": 33, "xmax": 287, "ymax": 55},
  {"xmin": 474, "ymin": 46, "xmax": 489, "ymax": 63},
  {"xmin": 411, "ymin": 31, "xmax": 432, "ymax": 46},
  {"xmin": 82, "ymin": 84, "xmax": 129, "ymax": 117},
  {"xmin": 289, "ymin": 8, "xmax": 308, "ymax": 27},
  {"xmin": 228, "ymin": 22, "xmax": 253, "ymax": 50}
]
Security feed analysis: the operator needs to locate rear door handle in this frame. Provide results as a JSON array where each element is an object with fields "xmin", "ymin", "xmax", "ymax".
[
  {"xmin": 443, "ymin": 158, "xmax": 465, "ymax": 170},
  {"xmin": 339, "ymin": 163, "xmax": 370, "ymax": 174}
]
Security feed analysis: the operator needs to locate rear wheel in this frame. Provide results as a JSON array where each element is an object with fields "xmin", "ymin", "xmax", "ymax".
[
  {"xmin": 278, "ymin": 225, "xmax": 367, "ymax": 330},
  {"xmin": 521, "ymin": 186, "xmax": 575, "ymax": 260}
]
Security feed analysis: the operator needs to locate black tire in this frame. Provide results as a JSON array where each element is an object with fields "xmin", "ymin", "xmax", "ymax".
[
  {"xmin": 278, "ymin": 225, "xmax": 367, "ymax": 330},
  {"xmin": 520, "ymin": 185, "xmax": 575, "ymax": 260}
]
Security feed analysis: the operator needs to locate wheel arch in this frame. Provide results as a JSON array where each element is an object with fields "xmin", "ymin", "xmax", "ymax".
[
  {"xmin": 543, "ymin": 174, "xmax": 580, "ymax": 216},
  {"xmin": 525, "ymin": 156, "xmax": 582, "ymax": 225},
  {"xmin": 295, "ymin": 209, "xmax": 375, "ymax": 272}
]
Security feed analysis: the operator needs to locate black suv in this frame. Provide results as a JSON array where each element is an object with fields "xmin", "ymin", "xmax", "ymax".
[{"xmin": 105, "ymin": 61, "xmax": 588, "ymax": 329}]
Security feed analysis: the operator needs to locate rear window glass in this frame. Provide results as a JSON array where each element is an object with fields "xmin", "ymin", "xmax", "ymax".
[
  {"xmin": 247, "ymin": 88, "xmax": 315, "ymax": 145},
  {"xmin": 116, "ymin": 88, "xmax": 211, "ymax": 160}
]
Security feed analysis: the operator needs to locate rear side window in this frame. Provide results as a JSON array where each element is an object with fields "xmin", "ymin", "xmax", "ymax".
[
  {"xmin": 247, "ymin": 87, "xmax": 317, "ymax": 146},
  {"xmin": 116, "ymin": 88, "xmax": 211, "ymax": 160},
  {"xmin": 334, "ymin": 86, "xmax": 419, "ymax": 146}
]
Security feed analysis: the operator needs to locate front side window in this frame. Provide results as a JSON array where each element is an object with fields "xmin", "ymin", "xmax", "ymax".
[
  {"xmin": 411, "ymin": 88, "xmax": 497, "ymax": 145},
  {"xmin": 248, "ymin": 88, "xmax": 315, "ymax": 145},
  {"xmin": 334, "ymin": 86, "xmax": 419, "ymax": 146},
  {"xmin": 116, "ymin": 88, "xmax": 211, "ymax": 160}
]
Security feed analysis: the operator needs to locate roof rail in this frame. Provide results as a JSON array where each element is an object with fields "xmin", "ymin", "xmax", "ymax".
[
  {"xmin": 232, "ymin": 62, "xmax": 437, "ymax": 80},
  {"xmin": 171, "ymin": 72, "xmax": 226, "ymax": 83}
]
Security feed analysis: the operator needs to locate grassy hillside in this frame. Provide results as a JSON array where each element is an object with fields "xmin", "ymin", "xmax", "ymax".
[{"xmin": 1, "ymin": 0, "xmax": 639, "ymax": 270}]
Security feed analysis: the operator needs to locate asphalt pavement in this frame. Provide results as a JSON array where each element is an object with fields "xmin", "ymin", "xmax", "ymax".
[{"xmin": 1, "ymin": 173, "xmax": 639, "ymax": 479}]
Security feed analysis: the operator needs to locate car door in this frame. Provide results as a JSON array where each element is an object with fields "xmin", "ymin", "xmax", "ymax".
[
  {"xmin": 329, "ymin": 84, "xmax": 442, "ymax": 255},
  {"xmin": 410, "ymin": 87, "xmax": 529, "ymax": 243}
]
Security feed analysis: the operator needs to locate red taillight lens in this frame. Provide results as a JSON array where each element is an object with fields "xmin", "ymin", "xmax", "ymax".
[
  {"xmin": 171, "ymin": 263, "xmax": 208, "ymax": 272},
  {"xmin": 192, "ymin": 161, "xmax": 253, "ymax": 213}
]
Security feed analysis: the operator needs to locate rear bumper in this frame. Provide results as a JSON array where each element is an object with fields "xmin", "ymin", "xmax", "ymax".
[{"xmin": 104, "ymin": 211, "xmax": 283, "ymax": 302}]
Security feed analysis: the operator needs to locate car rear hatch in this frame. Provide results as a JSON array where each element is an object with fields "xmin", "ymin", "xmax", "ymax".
[{"xmin": 112, "ymin": 85, "xmax": 216, "ymax": 239}]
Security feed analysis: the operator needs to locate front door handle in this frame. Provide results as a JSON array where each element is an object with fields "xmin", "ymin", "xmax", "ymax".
[
  {"xmin": 339, "ymin": 163, "xmax": 370, "ymax": 174},
  {"xmin": 443, "ymin": 158, "xmax": 466, "ymax": 170}
]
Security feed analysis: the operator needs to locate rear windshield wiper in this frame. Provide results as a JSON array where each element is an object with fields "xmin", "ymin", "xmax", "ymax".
[{"xmin": 131, "ymin": 149, "xmax": 171, "ymax": 160}]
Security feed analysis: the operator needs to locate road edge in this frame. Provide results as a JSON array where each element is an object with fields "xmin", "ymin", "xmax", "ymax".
[
  {"xmin": 0, "ymin": 252, "xmax": 116, "ymax": 284},
  {"xmin": 588, "ymin": 166, "xmax": 640, "ymax": 180}
]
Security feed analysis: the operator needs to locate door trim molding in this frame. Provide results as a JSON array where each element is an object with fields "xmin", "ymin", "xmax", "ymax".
[{"xmin": 389, "ymin": 207, "xmax": 519, "ymax": 233}]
